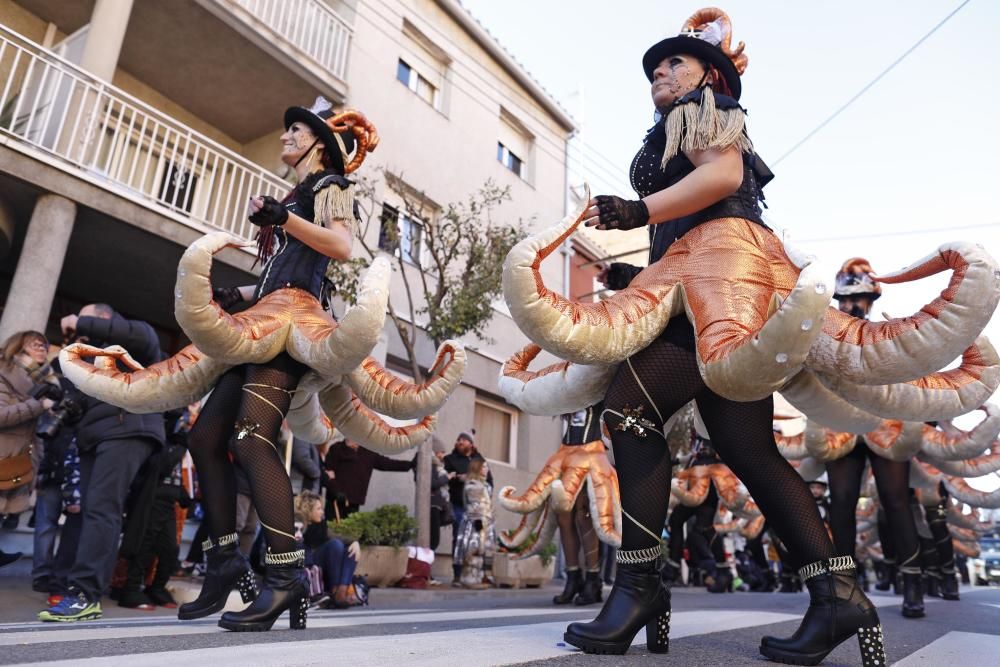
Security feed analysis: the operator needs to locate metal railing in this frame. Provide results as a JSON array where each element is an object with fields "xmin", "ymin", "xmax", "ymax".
[
  {"xmin": 228, "ymin": 0, "xmax": 352, "ymax": 81},
  {"xmin": 0, "ymin": 26, "xmax": 289, "ymax": 242}
]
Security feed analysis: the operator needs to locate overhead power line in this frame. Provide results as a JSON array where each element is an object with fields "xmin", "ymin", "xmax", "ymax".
[{"xmin": 772, "ymin": 0, "xmax": 972, "ymax": 166}]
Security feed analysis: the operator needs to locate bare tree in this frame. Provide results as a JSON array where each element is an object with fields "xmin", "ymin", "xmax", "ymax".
[{"xmin": 328, "ymin": 170, "xmax": 526, "ymax": 547}]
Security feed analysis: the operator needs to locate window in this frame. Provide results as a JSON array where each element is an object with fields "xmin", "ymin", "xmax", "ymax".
[
  {"xmin": 473, "ymin": 396, "xmax": 518, "ymax": 465},
  {"xmin": 378, "ymin": 204, "xmax": 425, "ymax": 266},
  {"xmin": 496, "ymin": 142, "xmax": 523, "ymax": 177},
  {"xmin": 396, "ymin": 59, "xmax": 439, "ymax": 108},
  {"xmin": 497, "ymin": 108, "xmax": 533, "ymax": 182}
]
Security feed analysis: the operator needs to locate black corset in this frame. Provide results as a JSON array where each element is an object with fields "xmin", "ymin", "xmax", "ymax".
[{"xmin": 563, "ymin": 402, "xmax": 604, "ymax": 446}]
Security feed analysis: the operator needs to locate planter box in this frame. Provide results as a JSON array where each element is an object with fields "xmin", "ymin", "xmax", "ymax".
[
  {"xmin": 356, "ymin": 545, "xmax": 409, "ymax": 587},
  {"xmin": 492, "ymin": 552, "xmax": 555, "ymax": 589}
]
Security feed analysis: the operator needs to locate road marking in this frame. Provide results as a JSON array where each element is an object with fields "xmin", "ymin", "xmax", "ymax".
[
  {"xmin": 894, "ymin": 631, "xmax": 1000, "ymax": 666},
  {"xmin": 9, "ymin": 610, "xmax": 800, "ymax": 666}
]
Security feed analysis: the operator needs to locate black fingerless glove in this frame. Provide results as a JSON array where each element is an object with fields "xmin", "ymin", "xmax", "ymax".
[
  {"xmin": 213, "ymin": 286, "xmax": 244, "ymax": 310},
  {"xmin": 605, "ymin": 263, "xmax": 643, "ymax": 291},
  {"xmin": 248, "ymin": 196, "xmax": 288, "ymax": 227},
  {"xmin": 594, "ymin": 195, "xmax": 649, "ymax": 230}
]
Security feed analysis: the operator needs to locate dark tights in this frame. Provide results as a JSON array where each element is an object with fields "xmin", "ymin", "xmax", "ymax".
[
  {"xmin": 558, "ymin": 491, "xmax": 600, "ymax": 570},
  {"xmin": 667, "ymin": 484, "xmax": 720, "ymax": 567},
  {"xmin": 604, "ymin": 317, "xmax": 834, "ymax": 570},
  {"xmin": 186, "ymin": 353, "xmax": 308, "ymax": 554},
  {"xmin": 826, "ymin": 440, "xmax": 920, "ymax": 573}
]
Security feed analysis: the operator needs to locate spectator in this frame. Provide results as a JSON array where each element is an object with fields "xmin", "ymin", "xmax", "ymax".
[
  {"xmin": 294, "ymin": 491, "xmax": 360, "ymax": 608},
  {"xmin": 453, "ymin": 459, "xmax": 496, "ymax": 589},
  {"xmin": 0, "ymin": 331, "xmax": 58, "ymax": 567},
  {"xmin": 427, "ymin": 438, "xmax": 454, "ymax": 553},
  {"xmin": 443, "ymin": 432, "xmax": 493, "ymax": 584},
  {"xmin": 39, "ymin": 304, "xmax": 165, "ymax": 623},
  {"xmin": 118, "ymin": 410, "xmax": 191, "ymax": 609},
  {"xmin": 323, "ymin": 438, "xmax": 415, "ymax": 519},
  {"xmin": 291, "ymin": 437, "xmax": 322, "ymax": 493}
]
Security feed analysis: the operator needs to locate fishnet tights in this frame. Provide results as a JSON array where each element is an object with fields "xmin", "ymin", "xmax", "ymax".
[
  {"xmin": 826, "ymin": 440, "xmax": 920, "ymax": 571},
  {"xmin": 186, "ymin": 353, "xmax": 307, "ymax": 554},
  {"xmin": 557, "ymin": 491, "xmax": 600, "ymax": 570},
  {"xmin": 604, "ymin": 317, "xmax": 835, "ymax": 569}
]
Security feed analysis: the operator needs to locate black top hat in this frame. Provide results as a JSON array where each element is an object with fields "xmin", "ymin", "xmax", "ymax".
[
  {"xmin": 642, "ymin": 8, "xmax": 747, "ymax": 100},
  {"xmin": 284, "ymin": 96, "xmax": 355, "ymax": 175}
]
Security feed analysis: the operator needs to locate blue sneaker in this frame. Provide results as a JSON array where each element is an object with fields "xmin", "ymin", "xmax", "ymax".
[{"xmin": 38, "ymin": 591, "xmax": 102, "ymax": 622}]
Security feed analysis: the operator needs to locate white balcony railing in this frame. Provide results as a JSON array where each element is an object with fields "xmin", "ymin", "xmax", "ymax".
[
  {"xmin": 228, "ymin": 0, "xmax": 352, "ymax": 81},
  {"xmin": 0, "ymin": 26, "xmax": 288, "ymax": 242}
]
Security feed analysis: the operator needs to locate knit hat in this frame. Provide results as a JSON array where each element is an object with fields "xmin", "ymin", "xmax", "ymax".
[{"xmin": 457, "ymin": 431, "xmax": 475, "ymax": 444}]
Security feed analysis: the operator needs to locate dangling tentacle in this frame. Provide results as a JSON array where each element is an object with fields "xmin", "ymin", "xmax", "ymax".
[
  {"xmin": 920, "ymin": 403, "xmax": 1000, "ymax": 460},
  {"xmin": 807, "ymin": 243, "xmax": 1000, "ymax": 384},
  {"xmin": 814, "ymin": 338, "xmax": 1000, "ymax": 421},
  {"xmin": 318, "ymin": 384, "xmax": 434, "ymax": 455},
  {"xmin": 709, "ymin": 464, "xmax": 750, "ymax": 509},
  {"xmin": 497, "ymin": 343, "xmax": 616, "ymax": 415},
  {"xmin": 943, "ymin": 476, "xmax": 1000, "ymax": 508},
  {"xmin": 910, "ymin": 458, "xmax": 944, "ymax": 489},
  {"xmin": 59, "ymin": 343, "xmax": 228, "ymax": 413},
  {"xmin": 949, "ymin": 525, "xmax": 983, "ymax": 543},
  {"xmin": 671, "ymin": 467, "xmax": 711, "ymax": 506},
  {"xmin": 286, "ymin": 384, "xmax": 335, "ymax": 445},
  {"xmin": 498, "ymin": 503, "xmax": 559, "ymax": 559},
  {"xmin": 778, "ymin": 370, "xmax": 882, "ymax": 433},
  {"xmin": 953, "ymin": 539, "xmax": 980, "ymax": 558},
  {"xmin": 585, "ymin": 464, "xmax": 623, "ymax": 547},
  {"xmin": 774, "ymin": 430, "xmax": 809, "ymax": 460},
  {"xmin": 947, "ymin": 503, "xmax": 983, "ymax": 531},
  {"xmin": 803, "ymin": 425, "xmax": 858, "ymax": 462},
  {"xmin": 498, "ymin": 448, "xmax": 571, "ymax": 514},
  {"xmin": 502, "ymin": 186, "xmax": 686, "ymax": 365},
  {"xmin": 862, "ymin": 420, "xmax": 925, "ymax": 462},
  {"xmin": 789, "ymin": 455, "xmax": 825, "ymax": 481},
  {"xmin": 344, "ymin": 341, "xmax": 466, "ymax": 419}
]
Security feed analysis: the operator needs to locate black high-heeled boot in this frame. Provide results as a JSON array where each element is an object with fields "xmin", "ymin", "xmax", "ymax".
[
  {"xmin": 564, "ymin": 556, "xmax": 671, "ymax": 655},
  {"xmin": 901, "ymin": 572, "xmax": 925, "ymax": 618},
  {"xmin": 574, "ymin": 570, "xmax": 604, "ymax": 605},
  {"xmin": 178, "ymin": 534, "xmax": 258, "ymax": 620},
  {"xmin": 218, "ymin": 549, "xmax": 307, "ymax": 632},
  {"xmin": 760, "ymin": 556, "xmax": 886, "ymax": 667},
  {"xmin": 940, "ymin": 568, "xmax": 960, "ymax": 601},
  {"xmin": 924, "ymin": 570, "xmax": 942, "ymax": 598},
  {"xmin": 554, "ymin": 569, "xmax": 583, "ymax": 605},
  {"xmin": 874, "ymin": 560, "xmax": 894, "ymax": 591}
]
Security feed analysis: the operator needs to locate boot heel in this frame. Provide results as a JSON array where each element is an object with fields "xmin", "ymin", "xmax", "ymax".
[
  {"xmin": 290, "ymin": 594, "xmax": 308, "ymax": 630},
  {"xmin": 645, "ymin": 610, "xmax": 670, "ymax": 654},
  {"xmin": 856, "ymin": 625, "xmax": 886, "ymax": 667},
  {"xmin": 237, "ymin": 570, "xmax": 258, "ymax": 603}
]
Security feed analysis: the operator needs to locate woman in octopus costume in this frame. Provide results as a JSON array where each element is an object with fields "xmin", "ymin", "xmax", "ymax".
[
  {"xmin": 501, "ymin": 7, "xmax": 999, "ymax": 664},
  {"xmin": 58, "ymin": 99, "xmax": 466, "ymax": 632}
]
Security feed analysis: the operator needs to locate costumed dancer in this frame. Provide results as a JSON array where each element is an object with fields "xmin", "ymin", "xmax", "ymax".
[
  {"xmin": 58, "ymin": 98, "xmax": 466, "ymax": 632},
  {"xmin": 453, "ymin": 459, "xmax": 496, "ymax": 589},
  {"xmin": 500, "ymin": 7, "xmax": 1000, "ymax": 663},
  {"xmin": 496, "ymin": 346, "xmax": 621, "ymax": 606}
]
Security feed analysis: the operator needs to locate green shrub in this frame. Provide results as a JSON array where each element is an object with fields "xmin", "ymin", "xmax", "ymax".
[
  {"xmin": 537, "ymin": 542, "xmax": 558, "ymax": 567},
  {"xmin": 329, "ymin": 504, "xmax": 416, "ymax": 547}
]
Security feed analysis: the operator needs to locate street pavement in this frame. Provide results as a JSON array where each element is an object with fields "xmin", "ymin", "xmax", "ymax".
[{"xmin": 0, "ymin": 575, "xmax": 998, "ymax": 666}]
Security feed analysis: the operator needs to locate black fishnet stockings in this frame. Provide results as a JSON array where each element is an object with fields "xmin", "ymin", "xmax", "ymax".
[
  {"xmin": 826, "ymin": 440, "xmax": 919, "ymax": 571},
  {"xmin": 186, "ymin": 353, "xmax": 307, "ymax": 554},
  {"xmin": 604, "ymin": 317, "xmax": 835, "ymax": 569}
]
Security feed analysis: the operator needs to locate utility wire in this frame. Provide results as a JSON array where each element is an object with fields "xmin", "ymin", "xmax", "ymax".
[{"xmin": 773, "ymin": 0, "xmax": 972, "ymax": 166}]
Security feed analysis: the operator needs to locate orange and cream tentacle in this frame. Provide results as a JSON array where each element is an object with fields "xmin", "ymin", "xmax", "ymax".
[
  {"xmin": 671, "ymin": 466, "xmax": 712, "ymax": 506},
  {"xmin": 498, "ymin": 503, "xmax": 558, "ymax": 558},
  {"xmin": 813, "ymin": 338, "xmax": 1000, "ymax": 422},
  {"xmin": 498, "ymin": 447, "xmax": 572, "ymax": 514},
  {"xmin": 774, "ymin": 431, "xmax": 808, "ymax": 460},
  {"xmin": 497, "ymin": 343, "xmax": 616, "ymax": 416},
  {"xmin": 806, "ymin": 243, "xmax": 1000, "ymax": 385},
  {"xmin": 344, "ymin": 341, "xmax": 466, "ymax": 420},
  {"xmin": 803, "ymin": 425, "xmax": 858, "ymax": 462},
  {"xmin": 327, "ymin": 109, "xmax": 380, "ymax": 174},
  {"xmin": 710, "ymin": 464, "xmax": 749, "ymax": 510},
  {"xmin": 949, "ymin": 525, "xmax": 982, "ymax": 544},
  {"xmin": 789, "ymin": 455, "xmax": 825, "ymax": 482},
  {"xmin": 920, "ymin": 404, "xmax": 1000, "ymax": 460},
  {"xmin": 318, "ymin": 384, "xmax": 435, "ymax": 455},
  {"xmin": 59, "ymin": 343, "xmax": 229, "ymax": 413},
  {"xmin": 862, "ymin": 420, "xmax": 925, "ymax": 462},
  {"xmin": 778, "ymin": 371, "xmax": 882, "ymax": 434},
  {"xmin": 286, "ymin": 387, "xmax": 335, "ymax": 445},
  {"xmin": 943, "ymin": 476, "xmax": 1000, "ymax": 508},
  {"xmin": 953, "ymin": 539, "xmax": 980, "ymax": 558}
]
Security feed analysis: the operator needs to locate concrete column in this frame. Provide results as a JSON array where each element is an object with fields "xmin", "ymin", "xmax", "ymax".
[
  {"xmin": 0, "ymin": 195, "xmax": 76, "ymax": 341},
  {"xmin": 79, "ymin": 0, "xmax": 136, "ymax": 82}
]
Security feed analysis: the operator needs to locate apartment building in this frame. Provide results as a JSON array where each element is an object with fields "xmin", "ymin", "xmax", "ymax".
[{"xmin": 0, "ymin": 0, "xmax": 618, "ymax": 537}]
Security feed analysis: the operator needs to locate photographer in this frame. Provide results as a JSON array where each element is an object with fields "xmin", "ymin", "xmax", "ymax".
[
  {"xmin": 0, "ymin": 331, "xmax": 58, "ymax": 568},
  {"xmin": 39, "ymin": 304, "xmax": 164, "ymax": 623}
]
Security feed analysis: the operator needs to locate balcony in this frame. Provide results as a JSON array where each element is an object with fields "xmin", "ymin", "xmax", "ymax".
[{"xmin": 0, "ymin": 25, "xmax": 289, "ymax": 241}]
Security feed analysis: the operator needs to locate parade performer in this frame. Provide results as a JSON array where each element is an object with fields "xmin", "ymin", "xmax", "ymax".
[
  {"xmin": 58, "ymin": 98, "xmax": 465, "ymax": 631},
  {"xmin": 501, "ymin": 6, "xmax": 1000, "ymax": 663},
  {"xmin": 497, "ymin": 346, "xmax": 621, "ymax": 606}
]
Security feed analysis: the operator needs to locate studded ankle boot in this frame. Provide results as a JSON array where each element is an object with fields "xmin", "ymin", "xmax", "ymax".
[
  {"xmin": 759, "ymin": 556, "xmax": 886, "ymax": 667},
  {"xmin": 218, "ymin": 549, "xmax": 307, "ymax": 632},
  {"xmin": 177, "ymin": 534, "xmax": 257, "ymax": 620}
]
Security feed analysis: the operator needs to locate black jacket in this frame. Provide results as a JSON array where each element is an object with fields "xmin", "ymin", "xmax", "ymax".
[
  {"xmin": 72, "ymin": 314, "xmax": 166, "ymax": 451},
  {"xmin": 443, "ymin": 449, "xmax": 494, "ymax": 509}
]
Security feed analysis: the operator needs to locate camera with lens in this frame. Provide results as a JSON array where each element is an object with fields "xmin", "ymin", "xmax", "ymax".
[{"xmin": 34, "ymin": 383, "xmax": 84, "ymax": 440}]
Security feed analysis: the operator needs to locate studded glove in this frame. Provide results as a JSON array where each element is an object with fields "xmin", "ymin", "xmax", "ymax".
[{"xmin": 248, "ymin": 196, "xmax": 288, "ymax": 227}]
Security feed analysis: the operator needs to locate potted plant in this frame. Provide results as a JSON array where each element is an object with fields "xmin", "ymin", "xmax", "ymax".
[
  {"xmin": 493, "ymin": 541, "xmax": 557, "ymax": 588},
  {"xmin": 331, "ymin": 504, "xmax": 416, "ymax": 587}
]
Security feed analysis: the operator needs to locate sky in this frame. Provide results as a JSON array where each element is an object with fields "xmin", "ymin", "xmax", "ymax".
[{"xmin": 459, "ymin": 0, "xmax": 1000, "ymax": 490}]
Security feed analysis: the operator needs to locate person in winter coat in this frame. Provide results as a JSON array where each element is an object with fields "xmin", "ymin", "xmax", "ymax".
[
  {"xmin": 323, "ymin": 438, "xmax": 415, "ymax": 519},
  {"xmin": 40, "ymin": 305, "xmax": 164, "ymax": 623}
]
